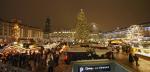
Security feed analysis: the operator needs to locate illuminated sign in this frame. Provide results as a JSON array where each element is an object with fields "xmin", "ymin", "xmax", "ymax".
[{"xmin": 78, "ymin": 65, "xmax": 111, "ymax": 72}]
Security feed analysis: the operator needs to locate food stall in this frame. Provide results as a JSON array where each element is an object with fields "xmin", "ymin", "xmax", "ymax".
[
  {"xmin": 131, "ymin": 41, "xmax": 150, "ymax": 60},
  {"xmin": 0, "ymin": 40, "xmax": 41, "ymax": 59}
]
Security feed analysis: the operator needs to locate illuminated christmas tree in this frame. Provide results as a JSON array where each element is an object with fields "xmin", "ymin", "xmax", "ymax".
[
  {"xmin": 12, "ymin": 22, "xmax": 20, "ymax": 42},
  {"xmin": 74, "ymin": 9, "xmax": 91, "ymax": 43}
]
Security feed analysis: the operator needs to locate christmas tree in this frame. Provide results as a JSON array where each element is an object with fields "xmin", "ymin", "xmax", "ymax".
[{"xmin": 74, "ymin": 9, "xmax": 90, "ymax": 43}]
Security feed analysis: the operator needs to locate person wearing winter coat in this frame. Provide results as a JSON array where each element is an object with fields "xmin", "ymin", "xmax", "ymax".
[
  {"xmin": 47, "ymin": 53, "xmax": 54, "ymax": 72},
  {"xmin": 134, "ymin": 54, "xmax": 139, "ymax": 66},
  {"xmin": 128, "ymin": 53, "xmax": 134, "ymax": 63}
]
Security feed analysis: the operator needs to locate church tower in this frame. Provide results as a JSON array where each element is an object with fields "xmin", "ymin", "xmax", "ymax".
[{"xmin": 44, "ymin": 17, "xmax": 51, "ymax": 39}]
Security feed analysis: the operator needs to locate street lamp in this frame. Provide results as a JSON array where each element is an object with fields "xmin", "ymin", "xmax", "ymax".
[{"xmin": 91, "ymin": 22, "xmax": 97, "ymax": 33}]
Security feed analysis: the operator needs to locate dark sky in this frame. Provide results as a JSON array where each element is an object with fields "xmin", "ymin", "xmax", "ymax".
[{"xmin": 0, "ymin": 0, "xmax": 150, "ymax": 32}]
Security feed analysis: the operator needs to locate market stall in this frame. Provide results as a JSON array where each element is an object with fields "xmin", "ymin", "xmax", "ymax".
[{"xmin": 131, "ymin": 41, "xmax": 150, "ymax": 60}]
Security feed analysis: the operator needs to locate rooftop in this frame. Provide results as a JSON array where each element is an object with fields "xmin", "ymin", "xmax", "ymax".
[{"xmin": 139, "ymin": 21, "xmax": 150, "ymax": 27}]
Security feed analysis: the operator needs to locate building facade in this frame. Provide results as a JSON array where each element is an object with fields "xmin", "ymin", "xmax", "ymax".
[
  {"xmin": 49, "ymin": 30, "xmax": 75, "ymax": 42},
  {"xmin": 140, "ymin": 22, "xmax": 150, "ymax": 37},
  {"xmin": 0, "ymin": 19, "xmax": 43, "ymax": 40}
]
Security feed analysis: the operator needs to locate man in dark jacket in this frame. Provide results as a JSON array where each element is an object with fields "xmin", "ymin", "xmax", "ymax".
[
  {"xmin": 134, "ymin": 54, "xmax": 139, "ymax": 66},
  {"xmin": 129, "ymin": 53, "xmax": 134, "ymax": 63},
  {"xmin": 47, "ymin": 53, "xmax": 54, "ymax": 72}
]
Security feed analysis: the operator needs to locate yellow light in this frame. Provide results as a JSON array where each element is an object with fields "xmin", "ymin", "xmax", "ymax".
[
  {"xmin": 13, "ymin": 42, "xmax": 18, "ymax": 45},
  {"xmin": 19, "ymin": 43, "xmax": 23, "ymax": 48}
]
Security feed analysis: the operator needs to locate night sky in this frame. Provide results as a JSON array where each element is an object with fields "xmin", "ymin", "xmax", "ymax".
[{"xmin": 0, "ymin": 0, "xmax": 150, "ymax": 32}]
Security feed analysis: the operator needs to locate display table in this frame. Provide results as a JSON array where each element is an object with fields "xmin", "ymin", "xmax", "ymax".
[{"xmin": 136, "ymin": 53, "xmax": 150, "ymax": 61}]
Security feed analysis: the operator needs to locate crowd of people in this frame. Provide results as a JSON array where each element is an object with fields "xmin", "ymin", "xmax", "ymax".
[
  {"xmin": 0, "ymin": 39, "xmax": 8, "ymax": 49},
  {"xmin": 0, "ymin": 38, "xmax": 141, "ymax": 72},
  {"xmin": 0, "ymin": 41, "xmax": 64, "ymax": 72},
  {"xmin": 108, "ymin": 43, "xmax": 140, "ymax": 66}
]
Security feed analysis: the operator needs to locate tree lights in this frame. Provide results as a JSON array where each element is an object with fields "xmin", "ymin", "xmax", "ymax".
[
  {"xmin": 12, "ymin": 23, "xmax": 20, "ymax": 42},
  {"xmin": 74, "ymin": 9, "xmax": 90, "ymax": 43}
]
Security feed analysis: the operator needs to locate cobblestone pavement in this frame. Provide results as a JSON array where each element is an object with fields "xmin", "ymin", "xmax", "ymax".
[
  {"xmin": 54, "ymin": 47, "xmax": 109, "ymax": 72},
  {"xmin": 54, "ymin": 52, "xmax": 150, "ymax": 72},
  {"xmin": 54, "ymin": 54, "xmax": 72, "ymax": 72},
  {"xmin": 114, "ymin": 52, "xmax": 150, "ymax": 72},
  {"xmin": 1, "ymin": 50, "xmax": 148, "ymax": 72}
]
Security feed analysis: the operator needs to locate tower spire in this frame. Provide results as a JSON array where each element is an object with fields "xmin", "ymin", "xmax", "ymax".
[{"xmin": 44, "ymin": 17, "xmax": 51, "ymax": 39}]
